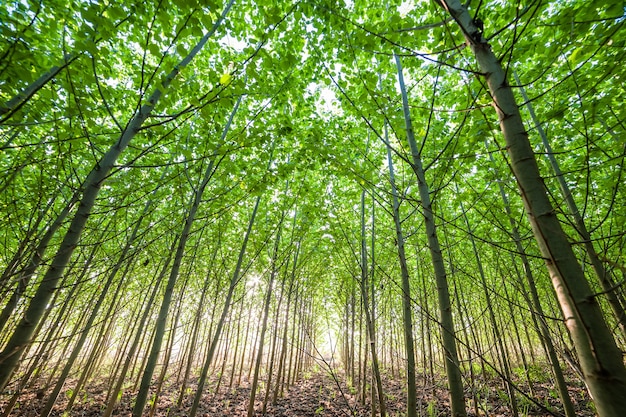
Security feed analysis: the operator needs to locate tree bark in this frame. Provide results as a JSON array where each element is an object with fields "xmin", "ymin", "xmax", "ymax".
[
  {"xmin": 486, "ymin": 139, "xmax": 576, "ymax": 417},
  {"xmin": 132, "ymin": 66, "xmax": 241, "ymax": 416},
  {"xmin": 514, "ymin": 71, "xmax": 626, "ymax": 340},
  {"xmin": 188, "ymin": 194, "xmax": 262, "ymax": 417},
  {"xmin": 359, "ymin": 190, "xmax": 386, "ymax": 417},
  {"xmin": 0, "ymin": 0, "xmax": 235, "ymax": 390},
  {"xmin": 457, "ymin": 188, "xmax": 518, "ymax": 417},
  {"xmin": 440, "ymin": 1, "xmax": 626, "ymax": 414},
  {"xmin": 102, "ymin": 239, "xmax": 177, "ymax": 417},
  {"xmin": 247, "ymin": 211, "xmax": 285, "ymax": 417},
  {"xmin": 385, "ymin": 131, "xmax": 418, "ymax": 417},
  {"xmin": 395, "ymin": 53, "xmax": 467, "ymax": 417}
]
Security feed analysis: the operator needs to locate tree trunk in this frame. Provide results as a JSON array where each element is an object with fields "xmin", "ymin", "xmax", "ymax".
[
  {"xmin": 385, "ymin": 131, "xmax": 418, "ymax": 417},
  {"xmin": 0, "ymin": 191, "xmax": 79, "ymax": 335},
  {"xmin": 359, "ymin": 190, "xmax": 386, "ymax": 417},
  {"xmin": 0, "ymin": 0, "xmax": 234, "ymax": 390},
  {"xmin": 188, "ymin": 194, "xmax": 262, "ymax": 417},
  {"xmin": 132, "ymin": 63, "xmax": 241, "ymax": 416},
  {"xmin": 102, "ymin": 239, "xmax": 177, "ymax": 417},
  {"xmin": 177, "ymin": 237, "xmax": 220, "ymax": 406},
  {"xmin": 514, "ymin": 71, "xmax": 626, "ymax": 340},
  {"xmin": 395, "ymin": 53, "xmax": 467, "ymax": 417},
  {"xmin": 440, "ymin": 1, "xmax": 626, "ymax": 413},
  {"xmin": 485, "ymin": 139, "xmax": 576, "ymax": 417},
  {"xmin": 0, "ymin": 54, "xmax": 78, "ymax": 122},
  {"xmin": 247, "ymin": 211, "xmax": 285, "ymax": 417},
  {"xmin": 457, "ymin": 189, "xmax": 518, "ymax": 417}
]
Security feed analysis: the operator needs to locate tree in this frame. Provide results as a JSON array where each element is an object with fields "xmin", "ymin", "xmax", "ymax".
[
  {"xmin": 437, "ymin": 0, "xmax": 626, "ymax": 414},
  {"xmin": 0, "ymin": 0, "xmax": 235, "ymax": 389},
  {"xmin": 1, "ymin": 1, "xmax": 625, "ymax": 416},
  {"xmin": 395, "ymin": 54, "xmax": 466, "ymax": 417}
]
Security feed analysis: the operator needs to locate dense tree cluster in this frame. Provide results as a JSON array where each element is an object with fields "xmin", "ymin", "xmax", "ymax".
[{"xmin": 1, "ymin": 1, "xmax": 625, "ymax": 416}]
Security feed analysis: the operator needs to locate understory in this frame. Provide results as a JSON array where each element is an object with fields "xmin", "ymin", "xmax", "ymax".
[{"xmin": 1, "ymin": 367, "xmax": 593, "ymax": 417}]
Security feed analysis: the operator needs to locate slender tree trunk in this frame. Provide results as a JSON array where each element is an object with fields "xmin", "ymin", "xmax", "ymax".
[
  {"xmin": 350, "ymin": 284, "xmax": 356, "ymax": 383},
  {"xmin": 285, "ymin": 282, "xmax": 301, "ymax": 392},
  {"xmin": 229, "ymin": 289, "xmax": 245, "ymax": 390},
  {"xmin": 213, "ymin": 317, "xmax": 233, "ymax": 397},
  {"xmin": 148, "ymin": 298, "xmax": 184, "ymax": 417},
  {"xmin": 385, "ymin": 132, "xmax": 418, "ymax": 417},
  {"xmin": 42, "ymin": 168, "xmax": 168, "ymax": 416},
  {"xmin": 440, "ymin": 1, "xmax": 626, "ymax": 413},
  {"xmin": 359, "ymin": 298, "xmax": 367, "ymax": 405},
  {"xmin": 237, "ymin": 299, "xmax": 254, "ymax": 387},
  {"xmin": 0, "ymin": 54, "xmax": 78, "ymax": 122},
  {"xmin": 501, "ymin": 278, "xmax": 534, "ymax": 394},
  {"xmin": 102, "ymin": 239, "xmax": 177, "ymax": 417},
  {"xmin": 0, "ymin": 0, "xmax": 234, "ymax": 389},
  {"xmin": 454, "ymin": 283, "xmax": 481, "ymax": 416},
  {"xmin": 177, "ymin": 238, "xmax": 220, "ymax": 406},
  {"xmin": 247, "ymin": 312, "xmax": 262, "ymax": 382},
  {"xmin": 395, "ymin": 53, "xmax": 466, "ymax": 417},
  {"xmin": 247, "ymin": 212, "xmax": 284, "ymax": 417},
  {"xmin": 359, "ymin": 190, "xmax": 386, "ymax": 417},
  {"xmin": 0, "ymin": 191, "xmax": 79, "ymax": 335},
  {"xmin": 486, "ymin": 139, "xmax": 576, "ymax": 417},
  {"xmin": 416, "ymin": 261, "xmax": 435, "ymax": 382},
  {"xmin": 272, "ymin": 255, "xmax": 297, "ymax": 403},
  {"xmin": 132, "ymin": 64, "xmax": 241, "ymax": 416},
  {"xmin": 514, "ymin": 71, "xmax": 626, "ymax": 340},
  {"xmin": 457, "ymin": 190, "xmax": 518, "ymax": 417},
  {"xmin": 189, "ymin": 194, "xmax": 262, "ymax": 417},
  {"xmin": 370, "ymin": 195, "xmax": 379, "ymax": 417}
]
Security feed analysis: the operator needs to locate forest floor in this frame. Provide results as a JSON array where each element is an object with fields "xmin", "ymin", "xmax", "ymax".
[{"xmin": 0, "ymin": 368, "xmax": 595, "ymax": 416}]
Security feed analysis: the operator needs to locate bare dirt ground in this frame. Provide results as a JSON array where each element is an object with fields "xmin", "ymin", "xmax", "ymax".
[{"xmin": 0, "ymin": 370, "xmax": 593, "ymax": 416}]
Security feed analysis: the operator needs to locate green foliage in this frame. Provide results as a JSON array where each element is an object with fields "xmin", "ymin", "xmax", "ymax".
[
  {"xmin": 0, "ymin": 0, "xmax": 623, "ymax": 414},
  {"xmin": 427, "ymin": 399, "xmax": 438, "ymax": 417},
  {"xmin": 512, "ymin": 364, "xmax": 544, "ymax": 382}
]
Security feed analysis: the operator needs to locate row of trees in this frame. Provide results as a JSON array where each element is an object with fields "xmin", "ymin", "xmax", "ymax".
[{"xmin": 1, "ymin": 0, "xmax": 625, "ymax": 416}]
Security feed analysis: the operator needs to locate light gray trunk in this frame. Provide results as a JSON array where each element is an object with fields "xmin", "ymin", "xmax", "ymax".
[
  {"xmin": 247, "ymin": 211, "xmax": 285, "ymax": 417},
  {"xmin": 132, "ymin": 87, "xmax": 241, "ymax": 416},
  {"xmin": 395, "ymin": 53, "xmax": 467, "ymax": 417},
  {"xmin": 188, "ymin": 194, "xmax": 262, "ymax": 417},
  {"xmin": 385, "ymin": 130, "xmax": 417, "ymax": 417},
  {"xmin": 0, "ymin": 0, "xmax": 234, "ymax": 390},
  {"xmin": 41, "ymin": 166, "xmax": 170, "ymax": 417},
  {"xmin": 514, "ymin": 71, "xmax": 626, "ymax": 340},
  {"xmin": 359, "ymin": 190, "xmax": 386, "ymax": 417},
  {"xmin": 440, "ymin": 1, "xmax": 626, "ymax": 414},
  {"xmin": 485, "ymin": 140, "xmax": 576, "ymax": 417}
]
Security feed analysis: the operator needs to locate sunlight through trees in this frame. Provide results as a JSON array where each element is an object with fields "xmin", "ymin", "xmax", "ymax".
[{"xmin": 1, "ymin": 0, "xmax": 625, "ymax": 416}]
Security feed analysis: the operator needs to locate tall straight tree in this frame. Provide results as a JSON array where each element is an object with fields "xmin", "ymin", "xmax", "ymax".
[
  {"xmin": 395, "ymin": 54, "xmax": 467, "ymax": 417},
  {"xmin": 0, "ymin": 191, "xmax": 80, "ymax": 334},
  {"xmin": 438, "ymin": 1, "xmax": 626, "ymax": 414},
  {"xmin": 101, "ymin": 237, "xmax": 178, "ymax": 417},
  {"xmin": 485, "ymin": 140, "xmax": 576, "ymax": 417},
  {"xmin": 385, "ymin": 129, "xmax": 417, "ymax": 417},
  {"xmin": 513, "ymin": 71, "xmax": 626, "ymax": 340},
  {"xmin": 359, "ymin": 188, "xmax": 386, "ymax": 417},
  {"xmin": 39, "ymin": 165, "xmax": 172, "ymax": 417},
  {"xmin": 132, "ymin": 90, "xmax": 242, "ymax": 417},
  {"xmin": 457, "ymin": 184, "xmax": 518, "ymax": 416},
  {"xmin": 0, "ymin": 0, "xmax": 235, "ymax": 389},
  {"xmin": 188, "ymin": 193, "xmax": 263, "ymax": 417},
  {"xmin": 247, "ymin": 207, "xmax": 286, "ymax": 417}
]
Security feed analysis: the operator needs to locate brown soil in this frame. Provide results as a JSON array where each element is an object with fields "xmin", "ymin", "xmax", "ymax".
[{"xmin": 0, "ymin": 370, "xmax": 594, "ymax": 416}]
